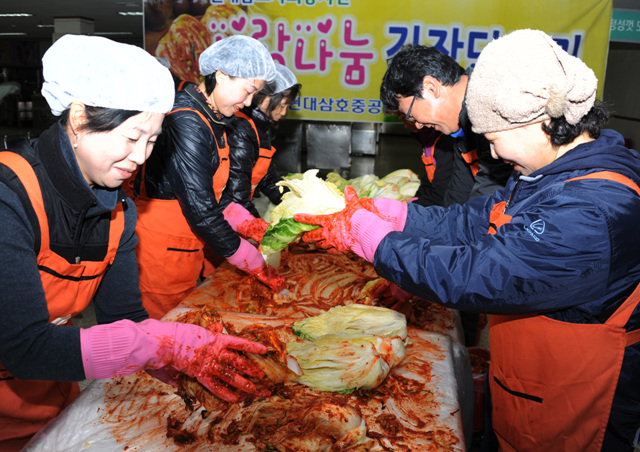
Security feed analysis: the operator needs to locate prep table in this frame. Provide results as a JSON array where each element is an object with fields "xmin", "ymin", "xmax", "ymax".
[{"xmin": 24, "ymin": 247, "xmax": 473, "ymax": 451}]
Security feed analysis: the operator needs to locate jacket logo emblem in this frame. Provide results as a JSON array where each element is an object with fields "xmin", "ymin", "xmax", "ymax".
[{"xmin": 529, "ymin": 219, "xmax": 545, "ymax": 235}]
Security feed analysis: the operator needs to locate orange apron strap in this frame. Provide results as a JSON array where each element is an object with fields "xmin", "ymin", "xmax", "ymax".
[
  {"xmin": 0, "ymin": 152, "xmax": 50, "ymax": 250},
  {"xmin": 566, "ymin": 171, "xmax": 640, "ymax": 196},
  {"xmin": 121, "ymin": 168, "xmax": 138, "ymax": 199},
  {"xmin": 421, "ymin": 154, "xmax": 436, "ymax": 183},
  {"xmin": 213, "ymin": 131, "xmax": 229, "ymax": 203},
  {"xmin": 488, "ymin": 171, "xmax": 640, "ymax": 237},
  {"xmin": 567, "ymin": 170, "xmax": 640, "ymax": 345},
  {"xmin": 235, "ymin": 111, "xmax": 256, "ymax": 136},
  {"xmin": 165, "ymin": 107, "xmax": 228, "ymax": 203},
  {"xmin": 169, "ymin": 107, "xmax": 215, "ymax": 135},
  {"xmin": 627, "ymin": 329, "xmax": 640, "ymax": 347},
  {"xmin": 607, "ymin": 283, "xmax": 640, "ymax": 328},
  {"xmin": 250, "ymin": 146, "xmax": 276, "ymax": 199},
  {"xmin": 461, "ymin": 148, "xmax": 480, "ymax": 178},
  {"xmin": 233, "ymin": 111, "xmax": 271, "ymax": 199},
  {"xmin": 106, "ymin": 202, "xmax": 125, "ymax": 263},
  {"xmin": 604, "ymin": 280, "xmax": 640, "ymax": 347},
  {"xmin": 420, "ymin": 134, "xmax": 442, "ymax": 183},
  {"xmin": 487, "ymin": 200, "xmax": 512, "ymax": 235}
]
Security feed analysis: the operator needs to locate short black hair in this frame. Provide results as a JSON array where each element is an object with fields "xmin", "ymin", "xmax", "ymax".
[
  {"xmin": 253, "ymin": 82, "xmax": 302, "ymax": 118},
  {"xmin": 60, "ymin": 106, "xmax": 141, "ymax": 133},
  {"xmin": 542, "ymin": 100, "xmax": 610, "ymax": 146},
  {"xmin": 380, "ymin": 45, "xmax": 465, "ymax": 112},
  {"xmin": 203, "ymin": 72, "xmax": 217, "ymax": 96}
]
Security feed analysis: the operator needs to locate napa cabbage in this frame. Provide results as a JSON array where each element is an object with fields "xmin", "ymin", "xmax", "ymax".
[
  {"xmin": 286, "ymin": 333, "xmax": 407, "ymax": 392},
  {"xmin": 260, "ymin": 169, "xmax": 345, "ymax": 263},
  {"xmin": 292, "ymin": 304, "xmax": 408, "ymax": 342},
  {"xmin": 286, "ymin": 304, "xmax": 408, "ymax": 392}
]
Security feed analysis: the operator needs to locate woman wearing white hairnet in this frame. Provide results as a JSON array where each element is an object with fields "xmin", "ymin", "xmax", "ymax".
[
  {"xmin": 0, "ymin": 35, "xmax": 270, "ymax": 451},
  {"xmin": 295, "ymin": 29, "xmax": 640, "ymax": 451},
  {"xmin": 221, "ymin": 62, "xmax": 301, "ymax": 218},
  {"xmin": 132, "ymin": 35, "xmax": 285, "ymax": 320}
]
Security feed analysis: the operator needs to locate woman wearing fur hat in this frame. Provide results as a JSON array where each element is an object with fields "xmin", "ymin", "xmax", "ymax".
[
  {"xmin": 295, "ymin": 29, "xmax": 640, "ymax": 451},
  {"xmin": 0, "ymin": 35, "xmax": 270, "ymax": 451}
]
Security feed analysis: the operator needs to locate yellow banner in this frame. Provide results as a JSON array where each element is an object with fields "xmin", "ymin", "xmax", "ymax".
[{"xmin": 144, "ymin": 0, "xmax": 612, "ymax": 122}]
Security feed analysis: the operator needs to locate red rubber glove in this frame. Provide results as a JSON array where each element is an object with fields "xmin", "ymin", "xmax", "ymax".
[
  {"xmin": 369, "ymin": 279, "xmax": 415, "ymax": 310},
  {"xmin": 223, "ymin": 202, "xmax": 269, "ymax": 243},
  {"xmin": 227, "ymin": 238, "xmax": 285, "ymax": 292},
  {"xmin": 294, "ymin": 187, "xmax": 395, "ymax": 262},
  {"xmin": 294, "ymin": 186, "xmax": 365, "ymax": 253},
  {"xmin": 333, "ymin": 187, "xmax": 408, "ymax": 232},
  {"xmin": 80, "ymin": 319, "xmax": 270, "ymax": 402}
]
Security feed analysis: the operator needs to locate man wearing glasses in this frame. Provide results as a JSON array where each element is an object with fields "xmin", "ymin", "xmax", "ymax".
[
  {"xmin": 380, "ymin": 44, "xmax": 512, "ymax": 204},
  {"xmin": 380, "ymin": 44, "xmax": 512, "ymax": 348}
]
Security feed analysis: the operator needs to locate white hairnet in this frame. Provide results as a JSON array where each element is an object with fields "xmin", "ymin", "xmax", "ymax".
[
  {"xmin": 199, "ymin": 35, "xmax": 276, "ymax": 81},
  {"xmin": 273, "ymin": 62, "xmax": 298, "ymax": 93},
  {"xmin": 42, "ymin": 35, "xmax": 175, "ymax": 116}
]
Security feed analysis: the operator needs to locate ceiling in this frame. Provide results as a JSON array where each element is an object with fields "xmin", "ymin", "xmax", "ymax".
[
  {"xmin": 1, "ymin": 0, "xmax": 639, "ymax": 44},
  {"xmin": 0, "ymin": 0, "xmax": 145, "ymax": 43}
]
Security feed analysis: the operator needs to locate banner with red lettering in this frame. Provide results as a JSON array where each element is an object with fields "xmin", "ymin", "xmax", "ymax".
[{"xmin": 144, "ymin": 0, "xmax": 612, "ymax": 122}]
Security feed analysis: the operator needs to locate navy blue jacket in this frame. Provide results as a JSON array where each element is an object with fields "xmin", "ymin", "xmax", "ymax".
[{"xmin": 374, "ymin": 129, "xmax": 640, "ymax": 449}]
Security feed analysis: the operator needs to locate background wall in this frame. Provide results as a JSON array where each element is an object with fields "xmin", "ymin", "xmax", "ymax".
[{"xmin": 603, "ymin": 41, "xmax": 640, "ymax": 149}]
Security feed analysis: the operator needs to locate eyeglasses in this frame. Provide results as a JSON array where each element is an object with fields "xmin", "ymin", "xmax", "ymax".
[{"xmin": 404, "ymin": 95, "xmax": 417, "ymax": 122}]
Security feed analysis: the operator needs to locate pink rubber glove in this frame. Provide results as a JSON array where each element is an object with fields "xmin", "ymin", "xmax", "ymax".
[
  {"xmin": 227, "ymin": 238, "xmax": 285, "ymax": 292},
  {"xmin": 223, "ymin": 202, "xmax": 269, "ymax": 243},
  {"xmin": 295, "ymin": 187, "xmax": 395, "ymax": 262},
  {"xmin": 369, "ymin": 196, "xmax": 408, "ymax": 231},
  {"xmin": 80, "ymin": 319, "xmax": 270, "ymax": 402}
]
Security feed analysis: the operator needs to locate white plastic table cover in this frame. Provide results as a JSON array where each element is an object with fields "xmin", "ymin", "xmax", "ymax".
[{"xmin": 24, "ymin": 250, "xmax": 473, "ymax": 452}]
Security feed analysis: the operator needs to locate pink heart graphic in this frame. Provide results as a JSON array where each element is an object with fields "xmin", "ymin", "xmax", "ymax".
[
  {"xmin": 231, "ymin": 15, "xmax": 247, "ymax": 33},
  {"xmin": 317, "ymin": 17, "xmax": 333, "ymax": 35}
]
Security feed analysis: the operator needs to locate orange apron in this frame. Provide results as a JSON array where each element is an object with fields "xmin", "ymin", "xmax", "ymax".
[
  {"xmin": 170, "ymin": 107, "xmax": 230, "ymax": 202},
  {"xmin": 234, "ymin": 111, "xmax": 277, "ymax": 199},
  {"xmin": 487, "ymin": 171, "xmax": 640, "ymax": 451},
  {"xmin": 121, "ymin": 167, "xmax": 138, "ymax": 200},
  {"xmin": 134, "ymin": 197, "xmax": 205, "ymax": 319},
  {"xmin": 420, "ymin": 133, "xmax": 442, "ymax": 183},
  {"xmin": 135, "ymin": 107, "xmax": 230, "ymax": 319},
  {"xmin": 0, "ymin": 152, "xmax": 124, "ymax": 451},
  {"xmin": 461, "ymin": 148, "xmax": 480, "ymax": 178},
  {"xmin": 421, "ymin": 153, "xmax": 436, "ymax": 182}
]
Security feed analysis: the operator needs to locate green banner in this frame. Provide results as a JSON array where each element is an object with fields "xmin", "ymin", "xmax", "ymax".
[{"xmin": 611, "ymin": 9, "xmax": 640, "ymax": 43}]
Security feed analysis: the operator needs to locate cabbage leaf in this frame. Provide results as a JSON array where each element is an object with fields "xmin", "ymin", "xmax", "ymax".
[
  {"xmin": 286, "ymin": 334, "xmax": 407, "ymax": 392},
  {"xmin": 260, "ymin": 169, "xmax": 345, "ymax": 262},
  {"xmin": 286, "ymin": 304, "xmax": 408, "ymax": 392},
  {"xmin": 292, "ymin": 304, "xmax": 408, "ymax": 342}
]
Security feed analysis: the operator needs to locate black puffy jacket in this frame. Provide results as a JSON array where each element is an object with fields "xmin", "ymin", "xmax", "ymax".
[
  {"xmin": 222, "ymin": 106, "xmax": 285, "ymax": 217},
  {"xmin": 138, "ymin": 83, "xmax": 240, "ymax": 258}
]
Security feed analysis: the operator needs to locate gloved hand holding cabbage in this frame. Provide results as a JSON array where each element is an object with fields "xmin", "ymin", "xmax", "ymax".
[{"xmin": 259, "ymin": 169, "xmax": 346, "ymax": 264}]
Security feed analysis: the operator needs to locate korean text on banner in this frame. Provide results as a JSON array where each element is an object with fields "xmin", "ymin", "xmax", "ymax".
[{"xmin": 144, "ymin": 0, "xmax": 612, "ymax": 123}]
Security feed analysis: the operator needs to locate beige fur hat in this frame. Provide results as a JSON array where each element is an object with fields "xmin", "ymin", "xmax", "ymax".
[{"xmin": 466, "ymin": 29, "xmax": 597, "ymax": 134}]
